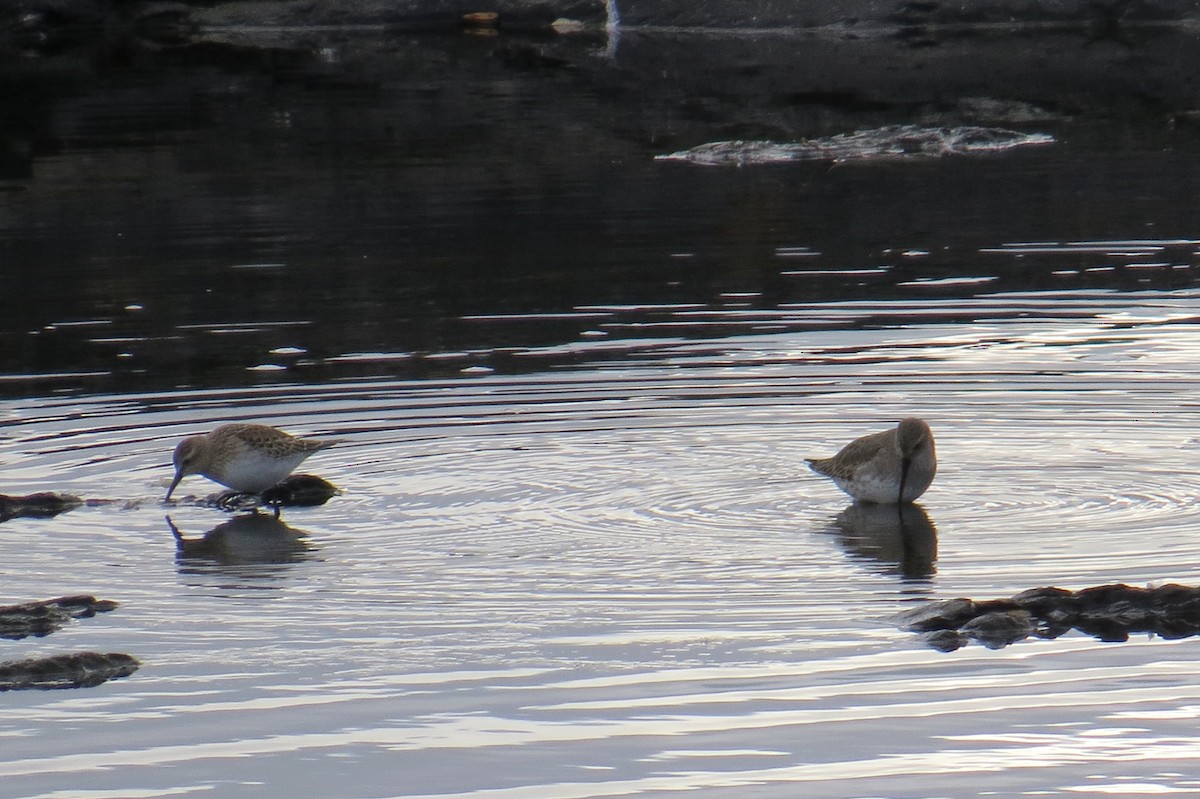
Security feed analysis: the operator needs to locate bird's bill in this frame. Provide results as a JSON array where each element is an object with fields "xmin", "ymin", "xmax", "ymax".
[{"xmin": 165, "ymin": 471, "xmax": 184, "ymax": 501}]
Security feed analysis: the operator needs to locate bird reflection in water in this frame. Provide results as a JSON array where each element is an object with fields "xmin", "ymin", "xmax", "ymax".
[
  {"xmin": 830, "ymin": 503, "xmax": 937, "ymax": 582},
  {"xmin": 166, "ymin": 512, "xmax": 317, "ymax": 580}
]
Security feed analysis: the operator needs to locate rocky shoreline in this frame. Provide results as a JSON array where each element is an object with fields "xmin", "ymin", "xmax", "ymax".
[{"xmin": 4, "ymin": 0, "xmax": 1198, "ymax": 173}]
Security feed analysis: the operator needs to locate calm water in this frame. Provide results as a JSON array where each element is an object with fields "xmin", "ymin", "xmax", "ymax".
[{"xmin": 3, "ymin": 24, "xmax": 1200, "ymax": 799}]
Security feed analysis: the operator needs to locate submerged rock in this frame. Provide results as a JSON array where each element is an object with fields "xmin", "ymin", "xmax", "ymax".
[
  {"xmin": 259, "ymin": 474, "xmax": 341, "ymax": 508},
  {"xmin": 918, "ymin": 628, "xmax": 969, "ymax": 653},
  {"xmin": 960, "ymin": 610, "xmax": 1037, "ymax": 650},
  {"xmin": 897, "ymin": 583, "xmax": 1200, "ymax": 650},
  {"xmin": 894, "ymin": 597, "xmax": 981, "ymax": 632},
  {"xmin": 1010, "ymin": 586, "xmax": 1075, "ymax": 615},
  {"xmin": 0, "ymin": 596, "xmax": 138, "ymax": 690},
  {"xmin": 894, "ymin": 596, "xmax": 1022, "ymax": 632},
  {"xmin": 0, "ymin": 595, "xmax": 119, "ymax": 641},
  {"xmin": 0, "ymin": 492, "xmax": 82, "ymax": 522},
  {"xmin": 0, "ymin": 652, "xmax": 140, "ymax": 691},
  {"xmin": 178, "ymin": 473, "xmax": 340, "ymax": 512}
]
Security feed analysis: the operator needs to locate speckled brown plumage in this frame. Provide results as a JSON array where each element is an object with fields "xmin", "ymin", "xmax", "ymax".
[
  {"xmin": 166, "ymin": 423, "xmax": 341, "ymax": 499},
  {"xmin": 808, "ymin": 418, "xmax": 936, "ymax": 504}
]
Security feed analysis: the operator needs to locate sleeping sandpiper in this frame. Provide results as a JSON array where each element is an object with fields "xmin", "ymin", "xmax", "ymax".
[{"xmin": 807, "ymin": 417, "xmax": 936, "ymax": 504}]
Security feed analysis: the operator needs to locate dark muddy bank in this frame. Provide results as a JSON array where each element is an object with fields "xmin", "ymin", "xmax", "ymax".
[{"xmin": 4, "ymin": 0, "xmax": 1198, "ymax": 37}]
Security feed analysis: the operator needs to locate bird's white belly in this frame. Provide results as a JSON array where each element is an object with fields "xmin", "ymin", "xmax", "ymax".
[
  {"xmin": 835, "ymin": 469, "xmax": 932, "ymax": 504},
  {"xmin": 834, "ymin": 473, "xmax": 903, "ymax": 504},
  {"xmin": 210, "ymin": 452, "xmax": 307, "ymax": 493}
]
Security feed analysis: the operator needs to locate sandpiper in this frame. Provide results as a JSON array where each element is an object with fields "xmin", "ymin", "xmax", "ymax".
[
  {"xmin": 807, "ymin": 417, "xmax": 936, "ymax": 504},
  {"xmin": 165, "ymin": 423, "xmax": 340, "ymax": 500}
]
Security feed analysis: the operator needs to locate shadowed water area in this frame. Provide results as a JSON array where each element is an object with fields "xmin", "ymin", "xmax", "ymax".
[{"xmin": 3, "ymin": 21, "xmax": 1200, "ymax": 799}]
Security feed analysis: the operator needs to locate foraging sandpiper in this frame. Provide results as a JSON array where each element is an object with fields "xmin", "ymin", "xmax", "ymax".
[
  {"xmin": 165, "ymin": 423, "xmax": 340, "ymax": 501},
  {"xmin": 807, "ymin": 417, "xmax": 936, "ymax": 504}
]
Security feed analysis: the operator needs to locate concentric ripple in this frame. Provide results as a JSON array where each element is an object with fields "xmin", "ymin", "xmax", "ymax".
[{"xmin": 3, "ymin": 291, "xmax": 1200, "ymax": 799}]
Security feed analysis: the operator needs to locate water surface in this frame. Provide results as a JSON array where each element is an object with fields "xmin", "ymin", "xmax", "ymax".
[
  {"xmin": 3, "ymin": 24, "xmax": 1200, "ymax": 799},
  {"xmin": 5, "ymin": 294, "xmax": 1200, "ymax": 797}
]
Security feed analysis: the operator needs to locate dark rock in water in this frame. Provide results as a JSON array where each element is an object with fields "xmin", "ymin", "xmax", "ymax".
[
  {"xmin": 1149, "ymin": 583, "xmax": 1200, "ymax": 611},
  {"xmin": 1076, "ymin": 583, "xmax": 1146, "ymax": 611},
  {"xmin": 259, "ymin": 474, "xmax": 340, "ymax": 508},
  {"xmin": 193, "ymin": 474, "xmax": 340, "ymax": 513},
  {"xmin": 0, "ymin": 492, "xmax": 83, "ymax": 522},
  {"xmin": 894, "ymin": 598, "xmax": 980, "ymax": 632},
  {"xmin": 918, "ymin": 628, "xmax": 968, "ymax": 652},
  {"xmin": 971, "ymin": 598, "xmax": 1024, "ymax": 616},
  {"xmin": 1072, "ymin": 616, "xmax": 1132, "ymax": 643},
  {"xmin": 0, "ymin": 605, "xmax": 73, "ymax": 641},
  {"xmin": 894, "ymin": 596, "xmax": 1021, "ymax": 632},
  {"xmin": 1148, "ymin": 584, "xmax": 1200, "ymax": 637},
  {"xmin": 1011, "ymin": 586, "xmax": 1076, "ymax": 615},
  {"xmin": 961, "ymin": 609, "xmax": 1037, "ymax": 649},
  {"xmin": 899, "ymin": 583, "xmax": 1200, "ymax": 651},
  {"xmin": 0, "ymin": 597, "xmax": 136, "ymax": 690},
  {"xmin": 0, "ymin": 595, "xmax": 119, "ymax": 641},
  {"xmin": 0, "ymin": 652, "xmax": 139, "ymax": 691}
]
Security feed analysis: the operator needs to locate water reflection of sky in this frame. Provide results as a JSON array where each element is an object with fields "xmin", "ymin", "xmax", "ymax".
[
  {"xmin": 3, "ymin": 300, "xmax": 1200, "ymax": 796},
  {"xmin": 3, "ymin": 29, "xmax": 1200, "ymax": 799}
]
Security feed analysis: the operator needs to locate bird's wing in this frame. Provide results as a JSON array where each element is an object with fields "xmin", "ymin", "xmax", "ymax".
[{"xmin": 809, "ymin": 428, "xmax": 892, "ymax": 480}]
